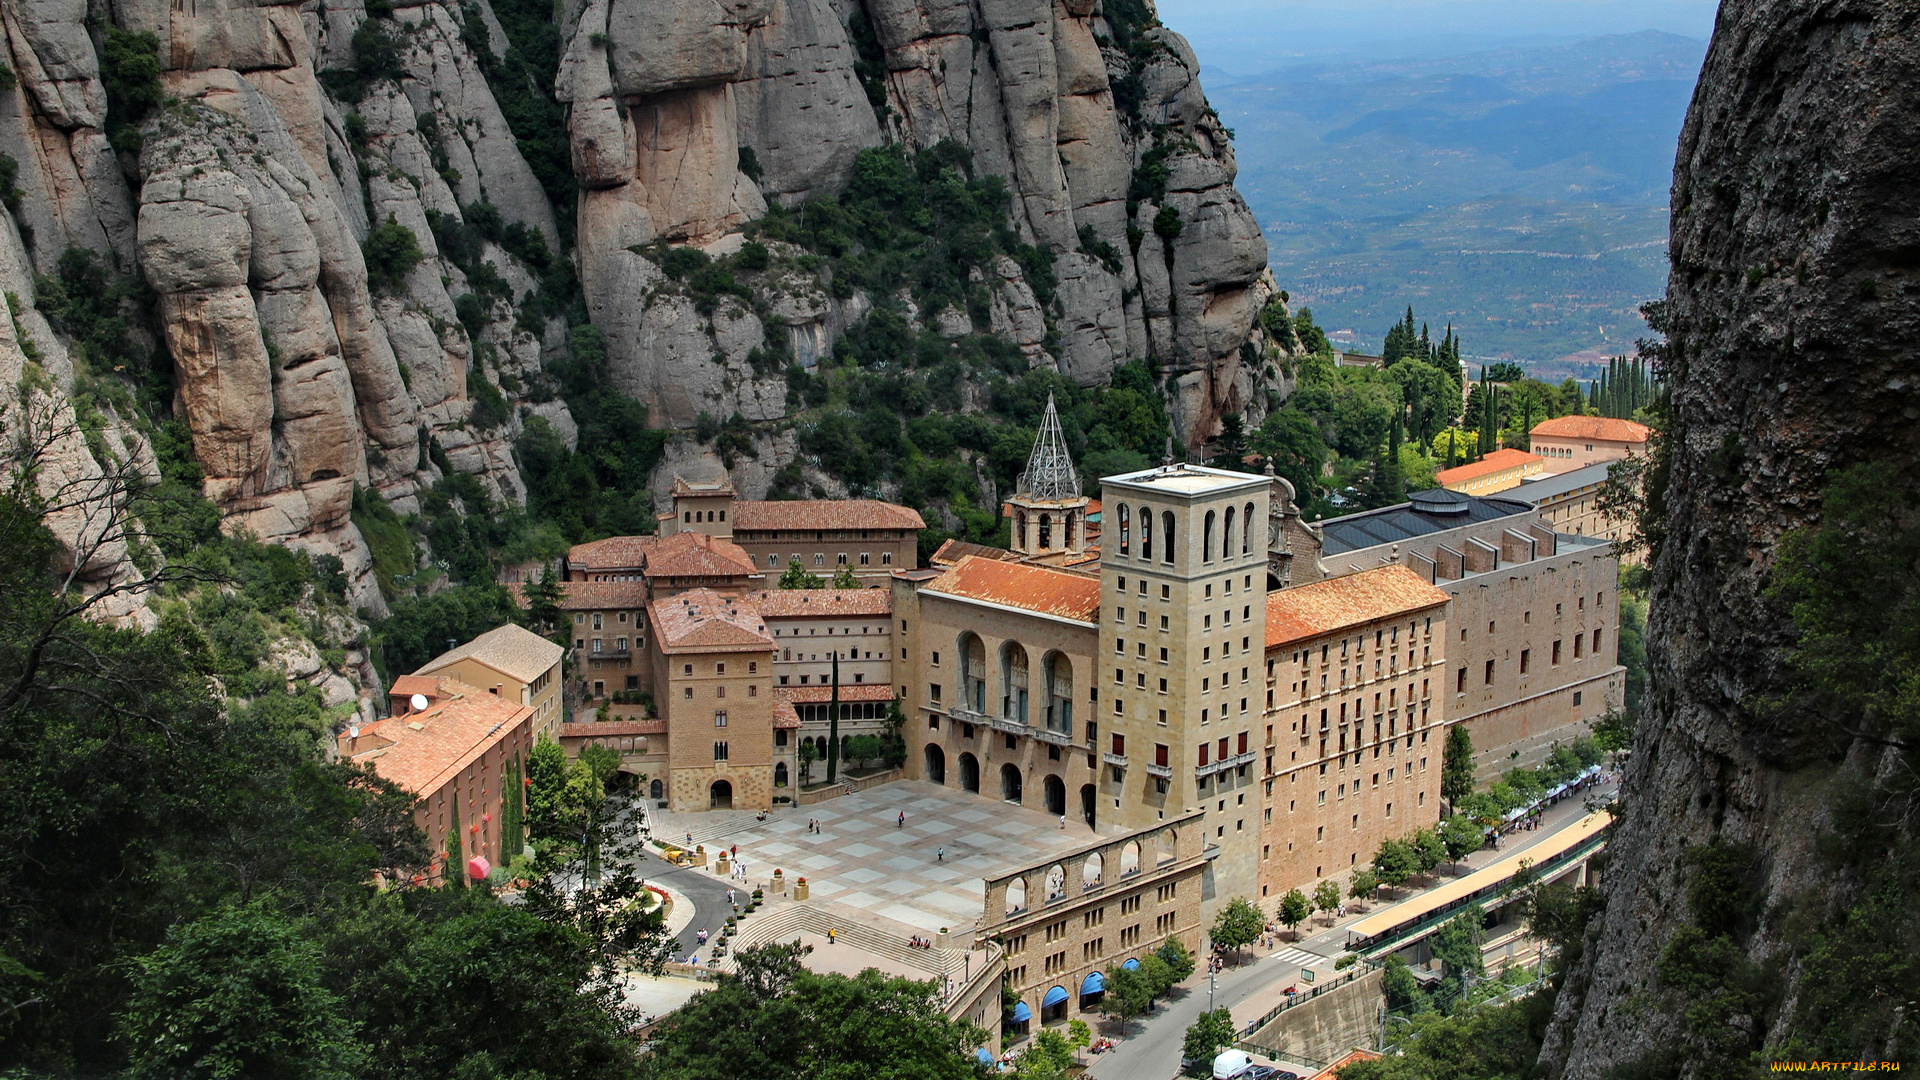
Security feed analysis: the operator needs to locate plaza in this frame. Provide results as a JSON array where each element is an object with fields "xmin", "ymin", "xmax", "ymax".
[{"xmin": 648, "ymin": 779, "xmax": 1102, "ymax": 935}]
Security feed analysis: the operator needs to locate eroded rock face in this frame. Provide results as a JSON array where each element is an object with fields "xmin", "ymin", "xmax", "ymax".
[
  {"xmin": 1541, "ymin": 2, "xmax": 1920, "ymax": 1074},
  {"xmin": 1, "ymin": 0, "xmax": 573, "ymax": 611},
  {"xmin": 564, "ymin": 0, "xmax": 1279, "ymax": 441}
]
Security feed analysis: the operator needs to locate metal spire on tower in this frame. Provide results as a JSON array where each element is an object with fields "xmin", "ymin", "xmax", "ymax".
[{"xmin": 1017, "ymin": 393, "xmax": 1081, "ymax": 501}]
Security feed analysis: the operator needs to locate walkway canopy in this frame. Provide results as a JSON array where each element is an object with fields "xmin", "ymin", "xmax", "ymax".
[
  {"xmin": 1080, "ymin": 971, "xmax": 1106, "ymax": 994},
  {"xmin": 1010, "ymin": 1002, "xmax": 1032, "ymax": 1022},
  {"xmin": 1121, "ymin": 957, "xmax": 1140, "ymax": 970},
  {"xmin": 1042, "ymin": 986, "xmax": 1069, "ymax": 1007},
  {"xmin": 976, "ymin": 1048, "xmax": 994, "ymax": 1064}
]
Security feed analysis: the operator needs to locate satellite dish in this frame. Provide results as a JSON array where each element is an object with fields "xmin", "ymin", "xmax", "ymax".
[{"xmin": 409, "ymin": 693, "xmax": 429, "ymax": 713}]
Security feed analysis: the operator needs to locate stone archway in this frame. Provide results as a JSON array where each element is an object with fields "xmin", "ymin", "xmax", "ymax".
[
  {"xmin": 924, "ymin": 743, "xmax": 947, "ymax": 784},
  {"xmin": 1000, "ymin": 763, "xmax": 1023, "ymax": 804},
  {"xmin": 959, "ymin": 752, "xmax": 980, "ymax": 793},
  {"xmin": 1043, "ymin": 774, "xmax": 1066, "ymax": 816},
  {"xmin": 1081, "ymin": 783, "xmax": 1097, "ymax": 829},
  {"xmin": 710, "ymin": 779, "xmax": 733, "ymax": 809}
]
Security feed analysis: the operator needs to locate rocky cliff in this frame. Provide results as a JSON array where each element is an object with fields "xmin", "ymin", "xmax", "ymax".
[
  {"xmin": 1, "ymin": 0, "xmax": 1275, "ymax": 606},
  {"xmin": 1541, "ymin": 1, "xmax": 1920, "ymax": 1072}
]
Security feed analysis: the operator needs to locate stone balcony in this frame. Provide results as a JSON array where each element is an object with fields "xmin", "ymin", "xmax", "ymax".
[
  {"xmin": 1196, "ymin": 751, "xmax": 1257, "ymax": 780},
  {"xmin": 1145, "ymin": 762, "xmax": 1173, "ymax": 779},
  {"xmin": 1102, "ymin": 752, "xmax": 1129, "ymax": 768}
]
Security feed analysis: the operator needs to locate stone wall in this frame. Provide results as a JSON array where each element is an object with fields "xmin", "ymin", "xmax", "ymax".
[{"xmin": 1247, "ymin": 968, "xmax": 1383, "ymax": 1066}]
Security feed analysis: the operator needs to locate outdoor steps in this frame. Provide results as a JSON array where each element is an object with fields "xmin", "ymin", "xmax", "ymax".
[{"xmin": 721, "ymin": 901, "xmax": 970, "ymax": 980}]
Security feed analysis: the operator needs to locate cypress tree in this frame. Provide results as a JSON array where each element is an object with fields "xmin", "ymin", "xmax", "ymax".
[{"xmin": 448, "ymin": 799, "xmax": 464, "ymax": 888}]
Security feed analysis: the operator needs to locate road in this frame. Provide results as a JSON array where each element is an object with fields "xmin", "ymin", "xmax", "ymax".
[{"xmin": 1085, "ymin": 778, "xmax": 1619, "ymax": 1080}]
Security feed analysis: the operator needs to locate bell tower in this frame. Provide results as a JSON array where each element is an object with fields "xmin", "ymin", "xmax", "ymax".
[{"xmin": 1008, "ymin": 394, "xmax": 1089, "ymax": 556}]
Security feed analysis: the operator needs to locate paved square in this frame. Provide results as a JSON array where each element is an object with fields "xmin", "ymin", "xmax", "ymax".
[{"xmin": 648, "ymin": 780, "xmax": 1103, "ymax": 934}]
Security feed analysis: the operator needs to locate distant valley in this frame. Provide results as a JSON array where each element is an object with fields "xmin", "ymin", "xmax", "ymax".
[{"xmin": 1205, "ymin": 31, "xmax": 1707, "ymax": 377}]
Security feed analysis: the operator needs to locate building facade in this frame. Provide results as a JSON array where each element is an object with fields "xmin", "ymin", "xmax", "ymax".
[
  {"xmin": 1317, "ymin": 489, "xmax": 1623, "ymax": 775},
  {"xmin": 1435, "ymin": 448, "xmax": 1545, "ymax": 495},
  {"xmin": 554, "ymin": 581, "xmax": 649, "ymax": 701},
  {"xmin": 342, "ymin": 675, "xmax": 535, "ymax": 884},
  {"xmin": 1258, "ymin": 566, "xmax": 1449, "ymax": 899},
  {"xmin": 412, "ymin": 623, "xmax": 564, "ymax": 741},
  {"xmin": 1527, "ymin": 416, "xmax": 1651, "ymax": 474},
  {"xmin": 647, "ymin": 589, "xmax": 779, "ymax": 811},
  {"xmin": 1516, "ymin": 462, "xmax": 1632, "ymax": 547},
  {"xmin": 660, "ymin": 477, "xmax": 925, "ymax": 584}
]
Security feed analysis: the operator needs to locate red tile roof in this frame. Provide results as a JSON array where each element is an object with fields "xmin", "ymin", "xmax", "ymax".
[
  {"xmin": 1265, "ymin": 566, "xmax": 1449, "ymax": 648},
  {"xmin": 732, "ymin": 499, "xmax": 926, "ymax": 532},
  {"xmin": 930, "ymin": 538, "xmax": 1020, "ymax": 567},
  {"xmin": 744, "ymin": 588, "xmax": 892, "ymax": 618},
  {"xmin": 923, "ymin": 555, "xmax": 1101, "ymax": 623},
  {"xmin": 644, "ymin": 531, "xmax": 758, "ymax": 579},
  {"xmin": 775, "ymin": 684, "xmax": 896, "ymax": 704},
  {"xmin": 546, "ymin": 581, "xmax": 650, "ymax": 610},
  {"xmin": 1528, "ymin": 415, "xmax": 1651, "ymax": 443},
  {"xmin": 344, "ymin": 677, "xmax": 533, "ymax": 796},
  {"xmin": 773, "ymin": 700, "xmax": 802, "ymax": 729},
  {"xmin": 648, "ymin": 588, "xmax": 774, "ymax": 652},
  {"xmin": 1435, "ymin": 448, "xmax": 1543, "ymax": 486},
  {"xmin": 568, "ymin": 535, "xmax": 657, "ymax": 572},
  {"xmin": 1308, "ymin": 1049, "xmax": 1381, "ymax": 1080}
]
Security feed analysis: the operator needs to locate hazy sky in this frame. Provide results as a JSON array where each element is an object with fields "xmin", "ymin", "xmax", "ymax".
[{"xmin": 1155, "ymin": 0, "xmax": 1722, "ymax": 73}]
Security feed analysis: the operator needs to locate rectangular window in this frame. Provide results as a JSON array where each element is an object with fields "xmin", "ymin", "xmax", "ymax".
[
  {"xmin": 715, "ymin": 712, "xmax": 728, "ymax": 727},
  {"xmin": 1484, "ymin": 660, "xmax": 1495, "ymax": 685},
  {"xmin": 931, "ymin": 684, "xmax": 942, "ymax": 702},
  {"xmin": 1456, "ymin": 667, "xmax": 1467, "ymax": 693},
  {"xmin": 1593, "ymin": 628, "xmax": 1603, "ymax": 652},
  {"xmin": 1155, "ymin": 743, "xmax": 1170, "ymax": 767},
  {"xmin": 1112, "ymin": 733, "xmax": 1125, "ymax": 755},
  {"xmin": 713, "ymin": 741, "xmax": 729, "ymax": 761},
  {"xmin": 1520, "ymin": 649, "xmax": 1530, "ymax": 674}
]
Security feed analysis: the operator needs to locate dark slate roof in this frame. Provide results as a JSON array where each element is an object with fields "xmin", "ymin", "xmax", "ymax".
[
  {"xmin": 1319, "ymin": 488, "xmax": 1534, "ymax": 555},
  {"xmin": 1512, "ymin": 463, "xmax": 1614, "ymax": 504}
]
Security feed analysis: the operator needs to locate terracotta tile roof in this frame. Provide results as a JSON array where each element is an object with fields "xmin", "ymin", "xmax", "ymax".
[
  {"xmin": 644, "ymin": 531, "xmax": 758, "ymax": 579},
  {"xmin": 775, "ymin": 684, "xmax": 897, "ymax": 704},
  {"xmin": 1265, "ymin": 565, "xmax": 1449, "ymax": 648},
  {"xmin": 1435, "ymin": 448, "xmax": 1543, "ymax": 486},
  {"xmin": 560, "ymin": 719, "xmax": 666, "ymax": 737},
  {"xmin": 415, "ymin": 623, "xmax": 563, "ymax": 684},
  {"xmin": 1308, "ymin": 1050, "xmax": 1381, "ymax": 1080},
  {"xmin": 773, "ymin": 700, "xmax": 802, "ymax": 729},
  {"xmin": 744, "ymin": 588, "xmax": 892, "ymax": 618},
  {"xmin": 649, "ymin": 588, "xmax": 773, "ymax": 652},
  {"xmin": 1529, "ymin": 415, "xmax": 1651, "ymax": 443},
  {"xmin": 732, "ymin": 499, "xmax": 926, "ymax": 532},
  {"xmin": 568, "ymin": 535, "xmax": 657, "ymax": 571},
  {"xmin": 922, "ymin": 555, "xmax": 1101, "ymax": 623},
  {"xmin": 931, "ymin": 539, "xmax": 1019, "ymax": 567},
  {"xmin": 344, "ymin": 677, "xmax": 532, "ymax": 796}
]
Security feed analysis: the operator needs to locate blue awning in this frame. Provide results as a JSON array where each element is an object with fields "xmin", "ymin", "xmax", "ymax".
[
  {"xmin": 1042, "ymin": 986, "xmax": 1069, "ymax": 1007},
  {"xmin": 976, "ymin": 1048, "xmax": 994, "ymax": 1063},
  {"xmin": 1010, "ymin": 1002, "xmax": 1032, "ymax": 1022},
  {"xmin": 1122, "ymin": 957, "xmax": 1141, "ymax": 971},
  {"xmin": 1081, "ymin": 971, "xmax": 1106, "ymax": 994}
]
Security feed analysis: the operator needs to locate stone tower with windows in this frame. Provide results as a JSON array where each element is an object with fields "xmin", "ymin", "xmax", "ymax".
[
  {"xmin": 1095, "ymin": 463, "xmax": 1272, "ymax": 913},
  {"xmin": 1008, "ymin": 395, "xmax": 1090, "ymax": 557}
]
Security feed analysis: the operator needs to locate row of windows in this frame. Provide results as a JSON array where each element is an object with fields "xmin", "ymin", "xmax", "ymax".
[
  {"xmin": 682, "ymin": 684, "xmax": 758, "ymax": 699},
  {"xmin": 576, "ymin": 611, "xmax": 637, "ymax": 628},
  {"xmin": 762, "ymin": 552, "xmax": 894, "ymax": 568},
  {"xmin": 1113, "ymin": 502, "xmax": 1261, "ymax": 565},
  {"xmin": 1452, "ymin": 629, "xmax": 1605, "ymax": 691},
  {"xmin": 771, "ymin": 626, "xmax": 881, "ymax": 637},
  {"xmin": 682, "ymin": 661, "xmax": 759, "ymax": 676}
]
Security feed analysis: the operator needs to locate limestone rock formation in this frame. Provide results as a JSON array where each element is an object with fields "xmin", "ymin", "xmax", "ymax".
[
  {"xmin": 1, "ymin": 0, "xmax": 573, "ymax": 610},
  {"xmin": 561, "ymin": 0, "xmax": 1280, "ymax": 440},
  {"xmin": 1541, "ymin": 1, "xmax": 1920, "ymax": 1073}
]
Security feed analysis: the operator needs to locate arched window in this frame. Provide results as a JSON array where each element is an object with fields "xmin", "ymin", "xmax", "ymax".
[
  {"xmin": 1001, "ymin": 642, "xmax": 1031, "ymax": 725},
  {"xmin": 1039, "ymin": 514, "xmax": 1053, "ymax": 551},
  {"xmin": 1162, "ymin": 511, "xmax": 1176, "ymax": 564},
  {"xmin": 959, "ymin": 632, "xmax": 987, "ymax": 712},
  {"xmin": 1244, "ymin": 502, "xmax": 1256, "ymax": 554},
  {"xmin": 1119, "ymin": 505, "xmax": 1131, "ymax": 554},
  {"xmin": 1204, "ymin": 509, "xmax": 1217, "ymax": 562},
  {"xmin": 1140, "ymin": 505, "xmax": 1154, "ymax": 561},
  {"xmin": 1224, "ymin": 506, "xmax": 1236, "ymax": 561}
]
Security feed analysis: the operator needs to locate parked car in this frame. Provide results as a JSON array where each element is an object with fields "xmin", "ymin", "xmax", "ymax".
[{"xmin": 1247, "ymin": 1067, "xmax": 1299, "ymax": 1080}]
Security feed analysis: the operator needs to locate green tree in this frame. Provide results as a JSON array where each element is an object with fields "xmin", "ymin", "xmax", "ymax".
[
  {"xmin": 831, "ymin": 562, "xmax": 861, "ymax": 588},
  {"xmin": 1411, "ymin": 827, "xmax": 1447, "ymax": 880},
  {"xmin": 779, "ymin": 557, "xmax": 825, "ymax": 590},
  {"xmin": 1181, "ymin": 1008, "xmax": 1237, "ymax": 1069},
  {"xmin": 1379, "ymin": 954, "xmax": 1429, "ymax": 1019},
  {"xmin": 1067, "ymin": 1018, "xmax": 1092, "ymax": 1062},
  {"xmin": 1429, "ymin": 904, "xmax": 1487, "ymax": 1002},
  {"xmin": 1098, "ymin": 964, "xmax": 1155, "ymax": 1034},
  {"xmin": 1348, "ymin": 868, "xmax": 1379, "ymax": 908},
  {"xmin": 524, "ymin": 567, "xmax": 564, "ymax": 637},
  {"xmin": 1313, "ymin": 879, "xmax": 1343, "ymax": 924},
  {"xmin": 1442, "ymin": 724, "xmax": 1477, "ymax": 807},
  {"xmin": 1439, "ymin": 814, "xmax": 1485, "ymax": 872},
  {"xmin": 1155, "ymin": 934, "xmax": 1197, "ymax": 983},
  {"xmin": 1209, "ymin": 896, "xmax": 1264, "ymax": 961},
  {"xmin": 1013, "ymin": 1028, "xmax": 1075, "ymax": 1080},
  {"xmin": 647, "ymin": 942, "xmax": 987, "ymax": 1079},
  {"xmin": 1278, "ymin": 888, "xmax": 1310, "ymax": 938},
  {"xmin": 526, "ymin": 735, "xmax": 571, "ymax": 839},
  {"xmin": 361, "ymin": 216, "xmax": 424, "ymax": 294},
  {"xmin": 1372, "ymin": 837, "xmax": 1418, "ymax": 892},
  {"xmin": 121, "ymin": 903, "xmax": 362, "ymax": 1080}
]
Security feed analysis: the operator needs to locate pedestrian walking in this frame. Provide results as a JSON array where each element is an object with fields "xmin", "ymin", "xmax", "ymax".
[
  {"xmin": 731, "ymin": 844, "xmax": 738, "ymax": 858},
  {"xmin": 726, "ymin": 888, "xmax": 735, "ymax": 905},
  {"xmin": 898, "ymin": 811, "xmax": 906, "ymax": 828},
  {"xmin": 1059, "ymin": 815, "xmax": 1066, "ymax": 830},
  {"xmin": 697, "ymin": 928, "xmax": 707, "ymax": 945},
  {"xmin": 937, "ymin": 847, "xmax": 945, "ymax": 862},
  {"xmin": 828, "ymin": 928, "xmax": 837, "ymax": 944}
]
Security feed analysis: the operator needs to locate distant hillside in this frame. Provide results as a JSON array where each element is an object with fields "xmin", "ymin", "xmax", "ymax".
[{"xmin": 1209, "ymin": 31, "xmax": 1707, "ymax": 375}]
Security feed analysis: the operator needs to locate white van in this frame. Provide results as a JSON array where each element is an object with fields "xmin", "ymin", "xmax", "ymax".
[{"xmin": 1212, "ymin": 1049, "xmax": 1255, "ymax": 1079}]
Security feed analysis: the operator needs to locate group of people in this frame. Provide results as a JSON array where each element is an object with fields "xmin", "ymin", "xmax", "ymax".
[{"xmin": 907, "ymin": 935, "xmax": 936, "ymax": 949}]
